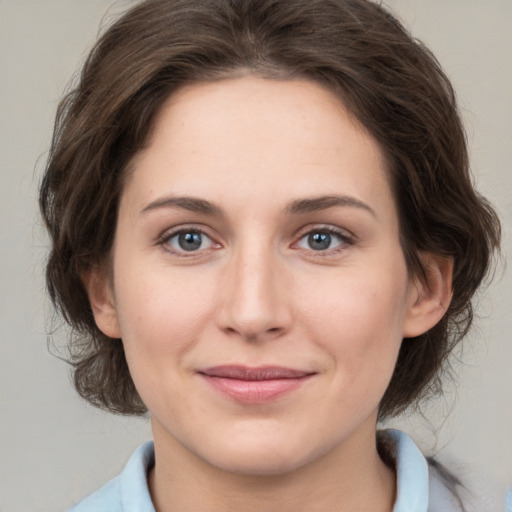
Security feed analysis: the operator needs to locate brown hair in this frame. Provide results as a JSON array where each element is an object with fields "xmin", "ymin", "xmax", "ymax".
[{"xmin": 40, "ymin": 0, "xmax": 500, "ymax": 418}]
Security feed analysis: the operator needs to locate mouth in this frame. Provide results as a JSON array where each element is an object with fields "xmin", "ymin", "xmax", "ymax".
[{"xmin": 197, "ymin": 365, "xmax": 316, "ymax": 404}]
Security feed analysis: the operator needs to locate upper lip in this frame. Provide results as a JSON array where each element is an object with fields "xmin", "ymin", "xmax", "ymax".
[{"xmin": 198, "ymin": 365, "xmax": 315, "ymax": 381}]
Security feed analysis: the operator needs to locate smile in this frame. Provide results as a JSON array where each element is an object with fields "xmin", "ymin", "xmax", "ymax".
[{"xmin": 197, "ymin": 365, "xmax": 316, "ymax": 404}]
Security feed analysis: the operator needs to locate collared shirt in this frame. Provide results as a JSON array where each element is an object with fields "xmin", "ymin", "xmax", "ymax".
[
  {"xmin": 67, "ymin": 429, "xmax": 502, "ymax": 512},
  {"xmin": 506, "ymin": 487, "xmax": 512, "ymax": 512}
]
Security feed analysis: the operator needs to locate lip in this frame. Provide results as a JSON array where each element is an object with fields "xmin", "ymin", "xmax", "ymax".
[{"xmin": 197, "ymin": 365, "xmax": 316, "ymax": 404}]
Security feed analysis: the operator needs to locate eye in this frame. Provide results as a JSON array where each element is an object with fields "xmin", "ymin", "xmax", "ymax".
[
  {"xmin": 295, "ymin": 228, "xmax": 350, "ymax": 252},
  {"xmin": 161, "ymin": 229, "xmax": 217, "ymax": 254}
]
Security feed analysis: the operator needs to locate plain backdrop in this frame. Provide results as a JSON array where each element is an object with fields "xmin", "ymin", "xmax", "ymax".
[{"xmin": 1, "ymin": 1, "xmax": 511, "ymax": 510}]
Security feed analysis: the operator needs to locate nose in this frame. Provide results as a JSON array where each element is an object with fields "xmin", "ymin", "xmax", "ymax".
[{"xmin": 216, "ymin": 243, "xmax": 293, "ymax": 342}]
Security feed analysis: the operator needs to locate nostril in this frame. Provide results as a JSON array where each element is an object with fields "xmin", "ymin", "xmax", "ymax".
[{"xmin": 220, "ymin": 323, "xmax": 285, "ymax": 342}]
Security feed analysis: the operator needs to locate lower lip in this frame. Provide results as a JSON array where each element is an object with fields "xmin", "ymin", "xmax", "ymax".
[{"xmin": 200, "ymin": 375, "xmax": 312, "ymax": 404}]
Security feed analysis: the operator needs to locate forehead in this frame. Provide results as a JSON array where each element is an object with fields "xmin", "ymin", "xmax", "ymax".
[{"xmin": 124, "ymin": 76, "xmax": 395, "ymax": 222}]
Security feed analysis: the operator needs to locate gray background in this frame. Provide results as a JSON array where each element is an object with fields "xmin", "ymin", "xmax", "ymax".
[{"xmin": 1, "ymin": 1, "xmax": 510, "ymax": 510}]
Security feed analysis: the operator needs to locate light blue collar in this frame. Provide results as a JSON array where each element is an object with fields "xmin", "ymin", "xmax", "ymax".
[
  {"xmin": 70, "ymin": 430, "xmax": 431, "ymax": 511},
  {"xmin": 119, "ymin": 440, "xmax": 156, "ymax": 512},
  {"xmin": 384, "ymin": 429, "xmax": 430, "ymax": 512},
  {"xmin": 128, "ymin": 431, "xmax": 430, "ymax": 512}
]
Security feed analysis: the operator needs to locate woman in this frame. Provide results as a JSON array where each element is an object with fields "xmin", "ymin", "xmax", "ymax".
[{"xmin": 39, "ymin": 0, "xmax": 502, "ymax": 510}]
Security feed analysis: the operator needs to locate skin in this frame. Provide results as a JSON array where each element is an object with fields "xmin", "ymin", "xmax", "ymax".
[{"xmin": 88, "ymin": 77, "xmax": 451, "ymax": 512}]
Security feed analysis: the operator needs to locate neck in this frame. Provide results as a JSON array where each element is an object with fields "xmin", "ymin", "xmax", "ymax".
[{"xmin": 148, "ymin": 420, "xmax": 396, "ymax": 512}]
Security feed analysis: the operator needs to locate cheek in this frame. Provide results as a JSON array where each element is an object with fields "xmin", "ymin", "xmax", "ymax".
[
  {"xmin": 293, "ymin": 268, "xmax": 409, "ymax": 420},
  {"xmin": 113, "ymin": 263, "xmax": 218, "ymax": 364},
  {"xmin": 112, "ymin": 265, "xmax": 221, "ymax": 415},
  {"xmin": 295, "ymin": 266, "xmax": 409, "ymax": 364}
]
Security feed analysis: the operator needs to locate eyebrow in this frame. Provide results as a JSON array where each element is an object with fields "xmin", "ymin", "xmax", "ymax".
[
  {"xmin": 139, "ymin": 194, "xmax": 375, "ymax": 218},
  {"xmin": 285, "ymin": 195, "xmax": 376, "ymax": 217},
  {"xmin": 140, "ymin": 196, "xmax": 223, "ymax": 216}
]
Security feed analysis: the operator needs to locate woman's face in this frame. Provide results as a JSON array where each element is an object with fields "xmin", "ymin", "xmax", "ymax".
[{"xmin": 95, "ymin": 77, "xmax": 423, "ymax": 475}]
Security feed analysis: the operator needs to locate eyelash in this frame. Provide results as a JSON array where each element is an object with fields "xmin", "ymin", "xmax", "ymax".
[
  {"xmin": 157, "ymin": 226, "xmax": 219, "ymax": 258},
  {"xmin": 156, "ymin": 225, "xmax": 354, "ymax": 257},
  {"xmin": 294, "ymin": 226, "xmax": 354, "ymax": 254}
]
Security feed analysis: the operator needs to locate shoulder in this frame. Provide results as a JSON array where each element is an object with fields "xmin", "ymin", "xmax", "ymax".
[
  {"xmin": 67, "ymin": 441, "xmax": 155, "ymax": 512},
  {"xmin": 429, "ymin": 460, "xmax": 508, "ymax": 512},
  {"xmin": 426, "ymin": 458, "xmax": 466, "ymax": 512},
  {"xmin": 380, "ymin": 429, "xmax": 507, "ymax": 512},
  {"xmin": 67, "ymin": 477, "xmax": 122, "ymax": 512}
]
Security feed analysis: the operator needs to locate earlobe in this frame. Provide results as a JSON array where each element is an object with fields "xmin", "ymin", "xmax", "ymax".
[
  {"xmin": 83, "ymin": 266, "xmax": 122, "ymax": 339},
  {"xmin": 402, "ymin": 253, "xmax": 454, "ymax": 338}
]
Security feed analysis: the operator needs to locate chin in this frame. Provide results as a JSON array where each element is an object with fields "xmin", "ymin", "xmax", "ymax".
[
  {"xmin": 209, "ymin": 449, "xmax": 311, "ymax": 477},
  {"xmin": 195, "ymin": 429, "xmax": 330, "ymax": 477}
]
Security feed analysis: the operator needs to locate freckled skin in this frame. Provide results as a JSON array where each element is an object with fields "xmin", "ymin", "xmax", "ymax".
[{"xmin": 91, "ymin": 77, "xmax": 436, "ymax": 511}]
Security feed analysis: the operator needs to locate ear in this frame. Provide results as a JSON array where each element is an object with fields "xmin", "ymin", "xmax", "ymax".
[
  {"xmin": 402, "ymin": 253, "xmax": 453, "ymax": 338},
  {"xmin": 83, "ymin": 266, "xmax": 121, "ymax": 339}
]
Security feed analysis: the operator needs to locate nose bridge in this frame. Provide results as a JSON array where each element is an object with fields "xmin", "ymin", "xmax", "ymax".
[{"xmin": 218, "ymin": 236, "xmax": 290, "ymax": 340}]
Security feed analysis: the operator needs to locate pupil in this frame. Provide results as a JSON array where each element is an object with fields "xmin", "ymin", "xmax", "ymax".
[
  {"xmin": 178, "ymin": 232, "xmax": 202, "ymax": 251},
  {"xmin": 309, "ymin": 232, "xmax": 331, "ymax": 250}
]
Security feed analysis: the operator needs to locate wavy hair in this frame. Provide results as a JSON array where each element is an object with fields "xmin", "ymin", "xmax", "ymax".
[{"xmin": 40, "ymin": 0, "xmax": 500, "ymax": 417}]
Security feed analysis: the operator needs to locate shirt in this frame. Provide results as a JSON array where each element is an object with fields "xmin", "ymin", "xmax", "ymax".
[{"xmin": 67, "ymin": 429, "xmax": 502, "ymax": 511}]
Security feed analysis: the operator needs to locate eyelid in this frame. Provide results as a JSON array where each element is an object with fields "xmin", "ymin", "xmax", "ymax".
[
  {"xmin": 293, "ymin": 223, "xmax": 355, "ymax": 241},
  {"xmin": 155, "ymin": 223, "xmax": 355, "ymax": 256},
  {"xmin": 291, "ymin": 225, "xmax": 355, "ymax": 253},
  {"xmin": 156, "ymin": 224, "xmax": 222, "ymax": 256}
]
